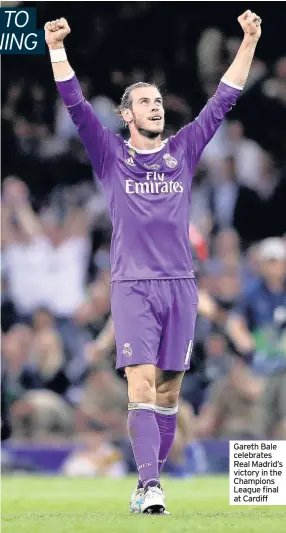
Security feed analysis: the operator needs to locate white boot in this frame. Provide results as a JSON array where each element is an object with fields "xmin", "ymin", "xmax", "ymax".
[
  {"xmin": 130, "ymin": 487, "xmax": 144, "ymax": 514},
  {"xmin": 140, "ymin": 485, "xmax": 166, "ymax": 514}
]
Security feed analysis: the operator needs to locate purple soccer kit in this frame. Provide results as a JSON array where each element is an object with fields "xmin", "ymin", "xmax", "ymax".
[{"xmin": 56, "ymin": 75, "xmax": 241, "ymax": 372}]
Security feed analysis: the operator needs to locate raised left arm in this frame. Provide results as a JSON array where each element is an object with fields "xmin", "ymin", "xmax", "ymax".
[
  {"xmin": 222, "ymin": 10, "xmax": 262, "ymax": 89},
  {"xmin": 175, "ymin": 10, "xmax": 262, "ymax": 164}
]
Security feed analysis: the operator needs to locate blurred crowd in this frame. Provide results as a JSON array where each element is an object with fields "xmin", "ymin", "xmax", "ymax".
[{"xmin": 1, "ymin": 2, "xmax": 286, "ymax": 476}]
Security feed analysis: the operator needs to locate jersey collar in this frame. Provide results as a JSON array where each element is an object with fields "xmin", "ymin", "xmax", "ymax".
[{"xmin": 126, "ymin": 140, "xmax": 167, "ymax": 154}]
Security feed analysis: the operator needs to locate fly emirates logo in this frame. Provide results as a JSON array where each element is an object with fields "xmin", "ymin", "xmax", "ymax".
[{"xmin": 125, "ymin": 172, "xmax": 184, "ymax": 195}]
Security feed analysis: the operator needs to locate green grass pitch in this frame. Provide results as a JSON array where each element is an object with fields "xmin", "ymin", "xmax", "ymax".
[{"xmin": 2, "ymin": 475, "xmax": 286, "ymax": 533}]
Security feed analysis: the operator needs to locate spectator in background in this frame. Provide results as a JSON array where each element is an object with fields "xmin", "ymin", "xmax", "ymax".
[
  {"xmin": 213, "ymin": 270, "xmax": 241, "ymax": 313},
  {"xmin": 41, "ymin": 204, "xmax": 93, "ymax": 366},
  {"xmin": 39, "ymin": 207, "xmax": 91, "ymax": 322},
  {"xmin": 16, "ymin": 317, "xmax": 73, "ymax": 440},
  {"xmin": 28, "ymin": 307, "xmax": 70, "ymax": 395},
  {"xmin": 85, "ymin": 314, "xmax": 115, "ymax": 366},
  {"xmin": 228, "ymin": 237, "xmax": 286, "ymax": 438},
  {"xmin": 75, "ymin": 361, "xmax": 127, "ymax": 441},
  {"xmin": 2, "ymin": 325, "xmax": 33, "ymax": 405},
  {"xmin": 1, "ymin": 272, "xmax": 18, "ymax": 333},
  {"xmin": 233, "ymin": 153, "xmax": 286, "ymax": 244},
  {"xmin": 73, "ymin": 268, "xmax": 111, "ymax": 341},
  {"xmin": 227, "ymin": 120, "xmax": 264, "ymax": 190},
  {"xmin": 28, "ymin": 84, "xmax": 51, "ymax": 133},
  {"xmin": 2, "ymin": 320, "xmax": 73, "ymax": 441},
  {"xmin": 16, "ymin": 389, "xmax": 74, "ymax": 442},
  {"xmin": 201, "ymin": 121, "xmax": 230, "ymax": 169},
  {"xmin": 2, "ymin": 179, "xmax": 52, "ymax": 320},
  {"xmin": 196, "ymin": 359, "xmax": 264, "ymax": 440},
  {"xmin": 163, "ymin": 91, "xmax": 192, "ymax": 132},
  {"xmin": 189, "ymin": 163, "xmax": 212, "ymax": 235},
  {"xmin": 2, "ymin": 82, "xmax": 53, "ymax": 160},
  {"xmin": 262, "ymin": 56, "xmax": 286, "ymax": 107},
  {"xmin": 197, "ymin": 28, "xmax": 225, "ymax": 96},
  {"xmin": 208, "ymin": 156, "xmax": 240, "ymax": 233},
  {"xmin": 61, "ymin": 421, "xmax": 127, "ymax": 478},
  {"xmin": 2, "ymin": 82, "xmax": 25, "ymax": 123},
  {"xmin": 203, "ymin": 333, "xmax": 234, "ymax": 386},
  {"xmin": 228, "ymin": 238, "xmax": 286, "ymax": 364},
  {"xmin": 2, "ymin": 176, "xmax": 91, "ymax": 363},
  {"xmin": 205, "ymin": 228, "xmax": 241, "ymax": 281},
  {"xmin": 241, "ymin": 242, "xmax": 261, "ymax": 288},
  {"xmin": 1, "ymin": 367, "xmax": 12, "ymax": 442}
]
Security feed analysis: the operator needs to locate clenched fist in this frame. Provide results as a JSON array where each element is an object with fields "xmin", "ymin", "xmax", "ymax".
[
  {"xmin": 238, "ymin": 10, "xmax": 262, "ymax": 42},
  {"xmin": 44, "ymin": 18, "xmax": 71, "ymax": 49}
]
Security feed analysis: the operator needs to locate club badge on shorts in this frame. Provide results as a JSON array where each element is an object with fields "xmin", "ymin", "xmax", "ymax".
[
  {"xmin": 163, "ymin": 153, "xmax": 178, "ymax": 168},
  {"xmin": 123, "ymin": 342, "xmax": 132, "ymax": 357}
]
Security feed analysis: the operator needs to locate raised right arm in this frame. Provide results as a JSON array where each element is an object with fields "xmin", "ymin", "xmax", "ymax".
[{"xmin": 45, "ymin": 18, "xmax": 113, "ymax": 180}]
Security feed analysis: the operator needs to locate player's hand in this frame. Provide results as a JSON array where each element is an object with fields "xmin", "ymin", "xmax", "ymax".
[
  {"xmin": 238, "ymin": 10, "xmax": 262, "ymax": 42},
  {"xmin": 44, "ymin": 18, "xmax": 71, "ymax": 49}
]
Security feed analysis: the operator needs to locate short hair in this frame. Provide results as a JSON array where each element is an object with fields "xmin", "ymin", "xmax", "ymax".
[{"xmin": 117, "ymin": 82, "xmax": 160, "ymax": 116}]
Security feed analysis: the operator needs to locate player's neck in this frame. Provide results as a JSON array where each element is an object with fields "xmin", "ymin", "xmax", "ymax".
[{"xmin": 129, "ymin": 132, "xmax": 163, "ymax": 151}]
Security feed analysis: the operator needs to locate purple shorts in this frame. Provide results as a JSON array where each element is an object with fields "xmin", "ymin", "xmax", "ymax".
[{"xmin": 111, "ymin": 278, "xmax": 198, "ymax": 371}]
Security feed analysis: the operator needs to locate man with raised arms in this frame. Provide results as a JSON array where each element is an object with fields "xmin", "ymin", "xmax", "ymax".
[{"xmin": 45, "ymin": 10, "xmax": 261, "ymax": 514}]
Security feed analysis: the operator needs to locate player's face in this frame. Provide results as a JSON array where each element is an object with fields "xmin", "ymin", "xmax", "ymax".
[{"xmin": 124, "ymin": 87, "xmax": 165, "ymax": 138}]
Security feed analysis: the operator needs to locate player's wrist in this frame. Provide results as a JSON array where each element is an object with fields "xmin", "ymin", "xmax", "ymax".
[
  {"xmin": 49, "ymin": 47, "xmax": 67, "ymax": 64},
  {"xmin": 242, "ymin": 34, "xmax": 259, "ymax": 46},
  {"xmin": 48, "ymin": 42, "xmax": 65, "ymax": 50}
]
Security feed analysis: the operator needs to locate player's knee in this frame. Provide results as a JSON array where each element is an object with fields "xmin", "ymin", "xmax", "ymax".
[
  {"xmin": 156, "ymin": 387, "xmax": 180, "ymax": 407},
  {"xmin": 133, "ymin": 379, "xmax": 156, "ymax": 403}
]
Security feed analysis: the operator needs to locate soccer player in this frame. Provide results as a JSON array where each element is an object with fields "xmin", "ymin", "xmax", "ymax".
[{"xmin": 45, "ymin": 10, "xmax": 262, "ymax": 514}]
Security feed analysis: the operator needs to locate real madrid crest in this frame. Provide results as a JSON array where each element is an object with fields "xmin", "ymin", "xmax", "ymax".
[
  {"xmin": 123, "ymin": 342, "xmax": 132, "ymax": 357},
  {"xmin": 163, "ymin": 153, "xmax": 178, "ymax": 169}
]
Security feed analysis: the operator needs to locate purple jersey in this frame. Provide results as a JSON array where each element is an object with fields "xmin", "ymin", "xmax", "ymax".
[{"xmin": 57, "ymin": 76, "xmax": 241, "ymax": 281}]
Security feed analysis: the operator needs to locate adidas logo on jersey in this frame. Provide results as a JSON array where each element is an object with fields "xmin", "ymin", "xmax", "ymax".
[{"xmin": 125, "ymin": 157, "xmax": 136, "ymax": 167}]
